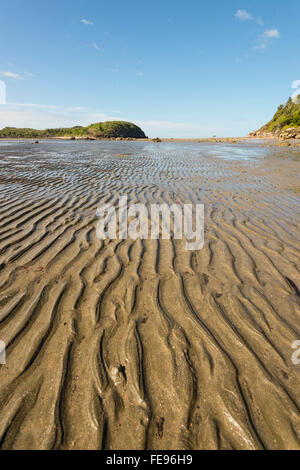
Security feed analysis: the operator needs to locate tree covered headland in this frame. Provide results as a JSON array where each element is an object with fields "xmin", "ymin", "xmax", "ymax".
[
  {"xmin": 0, "ymin": 121, "xmax": 147, "ymax": 139},
  {"xmin": 265, "ymin": 96, "xmax": 300, "ymax": 132}
]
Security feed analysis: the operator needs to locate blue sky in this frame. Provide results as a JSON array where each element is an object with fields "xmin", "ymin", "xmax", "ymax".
[{"xmin": 0, "ymin": 0, "xmax": 299, "ymax": 137}]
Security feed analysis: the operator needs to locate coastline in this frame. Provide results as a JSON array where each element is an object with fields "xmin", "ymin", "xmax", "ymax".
[{"xmin": 0, "ymin": 135, "xmax": 299, "ymax": 147}]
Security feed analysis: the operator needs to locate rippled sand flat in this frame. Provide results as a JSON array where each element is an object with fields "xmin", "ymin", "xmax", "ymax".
[{"xmin": 0, "ymin": 140, "xmax": 299, "ymax": 450}]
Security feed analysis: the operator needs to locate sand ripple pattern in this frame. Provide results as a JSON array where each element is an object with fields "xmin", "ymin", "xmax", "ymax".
[{"xmin": 0, "ymin": 140, "xmax": 300, "ymax": 450}]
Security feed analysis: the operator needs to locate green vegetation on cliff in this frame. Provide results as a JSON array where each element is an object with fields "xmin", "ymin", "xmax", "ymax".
[
  {"xmin": 265, "ymin": 96, "xmax": 300, "ymax": 132},
  {"xmin": 0, "ymin": 121, "xmax": 147, "ymax": 139}
]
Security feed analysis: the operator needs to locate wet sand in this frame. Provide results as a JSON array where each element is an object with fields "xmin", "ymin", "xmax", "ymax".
[{"xmin": 0, "ymin": 140, "xmax": 299, "ymax": 450}]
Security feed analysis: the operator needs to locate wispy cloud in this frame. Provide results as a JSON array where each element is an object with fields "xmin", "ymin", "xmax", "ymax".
[
  {"xmin": 9, "ymin": 103, "xmax": 87, "ymax": 112},
  {"xmin": 234, "ymin": 9, "xmax": 280, "ymax": 51},
  {"xmin": 24, "ymin": 71, "xmax": 36, "ymax": 78},
  {"xmin": 0, "ymin": 104, "xmax": 122, "ymax": 131},
  {"xmin": 106, "ymin": 65, "xmax": 120, "ymax": 73},
  {"xmin": 1, "ymin": 70, "xmax": 36, "ymax": 80},
  {"xmin": 235, "ymin": 9, "xmax": 252, "ymax": 21},
  {"xmin": 234, "ymin": 9, "xmax": 263, "ymax": 25},
  {"xmin": 254, "ymin": 29, "xmax": 280, "ymax": 50},
  {"xmin": 0, "ymin": 71, "xmax": 22, "ymax": 80},
  {"xmin": 137, "ymin": 71, "xmax": 143, "ymax": 77},
  {"xmin": 263, "ymin": 29, "xmax": 280, "ymax": 39},
  {"xmin": 292, "ymin": 80, "xmax": 300, "ymax": 89},
  {"xmin": 91, "ymin": 42, "xmax": 101, "ymax": 51},
  {"xmin": 80, "ymin": 19, "xmax": 94, "ymax": 26},
  {"xmin": 11, "ymin": 103, "xmax": 60, "ymax": 109}
]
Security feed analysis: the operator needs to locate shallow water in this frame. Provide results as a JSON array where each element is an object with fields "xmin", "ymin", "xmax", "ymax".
[{"xmin": 0, "ymin": 139, "xmax": 298, "ymax": 198}]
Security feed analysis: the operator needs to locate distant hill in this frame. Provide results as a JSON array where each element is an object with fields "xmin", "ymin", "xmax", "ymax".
[
  {"xmin": 249, "ymin": 95, "xmax": 300, "ymax": 139},
  {"xmin": 0, "ymin": 121, "xmax": 147, "ymax": 139}
]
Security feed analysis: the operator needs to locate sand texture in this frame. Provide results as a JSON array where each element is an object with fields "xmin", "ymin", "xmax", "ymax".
[{"xmin": 0, "ymin": 140, "xmax": 299, "ymax": 450}]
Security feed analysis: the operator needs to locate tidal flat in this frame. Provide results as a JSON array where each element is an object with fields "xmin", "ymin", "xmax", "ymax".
[{"xmin": 0, "ymin": 139, "xmax": 299, "ymax": 450}]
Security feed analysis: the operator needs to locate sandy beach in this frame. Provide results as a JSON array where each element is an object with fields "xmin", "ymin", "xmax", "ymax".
[{"xmin": 0, "ymin": 139, "xmax": 299, "ymax": 450}]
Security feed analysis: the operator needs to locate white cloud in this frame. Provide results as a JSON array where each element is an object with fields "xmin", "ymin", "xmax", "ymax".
[
  {"xmin": 91, "ymin": 42, "xmax": 101, "ymax": 51},
  {"xmin": 0, "ymin": 110, "xmax": 80, "ymax": 129},
  {"xmin": 235, "ymin": 9, "xmax": 253, "ymax": 21},
  {"xmin": 254, "ymin": 29, "xmax": 280, "ymax": 51},
  {"xmin": 0, "ymin": 104, "xmax": 95, "ymax": 131},
  {"xmin": 80, "ymin": 19, "xmax": 94, "ymax": 26},
  {"xmin": 0, "ymin": 71, "xmax": 22, "ymax": 80},
  {"xmin": 24, "ymin": 72, "xmax": 36, "ymax": 78},
  {"xmin": 292, "ymin": 80, "xmax": 300, "ymax": 89},
  {"xmin": 137, "ymin": 71, "xmax": 143, "ymax": 77},
  {"xmin": 234, "ymin": 10, "xmax": 264, "ymax": 26},
  {"xmin": 263, "ymin": 29, "xmax": 280, "ymax": 38},
  {"xmin": 0, "ymin": 71, "xmax": 36, "ymax": 80},
  {"xmin": 106, "ymin": 66, "xmax": 120, "ymax": 73}
]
